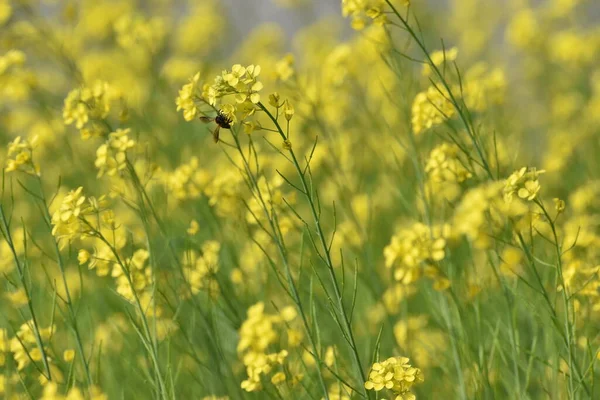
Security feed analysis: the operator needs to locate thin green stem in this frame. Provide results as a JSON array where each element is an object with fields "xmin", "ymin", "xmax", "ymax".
[{"xmin": 258, "ymin": 102, "xmax": 368, "ymax": 395}]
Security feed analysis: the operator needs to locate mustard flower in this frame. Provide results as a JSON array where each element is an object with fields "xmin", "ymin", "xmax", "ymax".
[
  {"xmin": 425, "ymin": 143, "xmax": 472, "ymax": 183},
  {"xmin": 506, "ymin": 9, "xmax": 539, "ymax": 49},
  {"xmin": 0, "ymin": 0, "xmax": 11, "ymax": 26},
  {"xmin": 269, "ymin": 92, "xmax": 283, "ymax": 108},
  {"xmin": 10, "ymin": 321, "xmax": 54, "ymax": 371},
  {"xmin": 114, "ymin": 14, "xmax": 165, "ymax": 53},
  {"xmin": 112, "ymin": 249, "xmax": 153, "ymax": 303},
  {"xmin": 63, "ymin": 349, "xmax": 76, "ymax": 362},
  {"xmin": 554, "ymin": 198, "xmax": 566, "ymax": 213},
  {"xmin": 0, "ymin": 49, "xmax": 33, "ymax": 101},
  {"xmin": 177, "ymin": 64, "xmax": 264, "ymax": 130},
  {"xmin": 462, "ymin": 63, "xmax": 507, "ymax": 111},
  {"xmin": 63, "ymin": 81, "xmax": 121, "ymax": 138},
  {"xmin": 211, "ymin": 64, "xmax": 264, "ymax": 105},
  {"xmin": 503, "ymin": 167, "xmax": 545, "ymax": 203},
  {"xmin": 422, "ymin": 47, "xmax": 459, "ymax": 77},
  {"xmin": 182, "ymin": 241, "xmax": 221, "ymax": 297},
  {"xmin": 342, "ymin": 0, "xmax": 388, "ymax": 30},
  {"xmin": 284, "ymin": 100, "xmax": 295, "ymax": 120},
  {"xmin": 176, "ymin": 72, "xmax": 202, "ymax": 121},
  {"xmin": 241, "ymin": 350, "xmax": 288, "ymax": 392},
  {"xmin": 5, "ymin": 135, "xmax": 39, "ymax": 175},
  {"xmin": 411, "ymin": 86, "xmax": 455, "ymax": 134},
  {"xmin": 384, "ymin": 222, "xmax": 450, "ymax": 285},
  {"xmin": 365, "ymin": 356, "xmax": 424, "ymax": 399},
  {"xmin": 275, "ymin": 54, "xmax": 295, "ymax": 81},
  {"xmin": 323, "ymin": 383, "xmax": 352, "ymax": 400},
  {"xmin": 95, "ymin": 128, "xmax": 136, "ymax": 177},
  {"xmin": 237, "ymin": 302, "xmax": 298, "ymax": 392},
  {"xmin": 187, "ymin": 219, "xmax": 200, "ymax": 235},
  {"xmin": 51, "ymin": 187, "xmax": 108, "ymax": 242},
  {"xmin": 167, "ymin": 157, "xmax": 211, "ymax": 200}
]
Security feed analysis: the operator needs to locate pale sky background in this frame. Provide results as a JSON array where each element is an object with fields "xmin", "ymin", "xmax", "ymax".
[{"xmin": 221, "ymin": 0, "xmax": 344, "ymax": 39}]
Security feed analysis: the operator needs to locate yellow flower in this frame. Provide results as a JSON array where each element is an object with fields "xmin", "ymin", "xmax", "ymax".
[
  {"xmin": 176, "ymin": 72, "xmax": 202, "ymax": 121},
  {"xmin": 517, "ymin": 180, "xmax": 541, "ymax": 201},
  {"xmin": 181, "ymin": 241, "xmax": 221, "ymax": 297},
  {"xmin": 284, "ymin": 100, "xmax": 295, "ymax": 121},
  {"xmin": 78, "ymin": 249, "xmax": 91, "ymax": 265},
  {"xmin": 51, "ymin": 187, "xmax": 109, "ymax": 243},
  {"xmin": 275, "ymin": 54, "xmax": 295, "ymax": 81},
  {"xmin": 503, "ymin": 167, "xmax": 545, "ymax": 203},
  {"xmin": 5, "ymin": 289, "xmax": 28, "ymax": 307},
  {"xmin": 63, "ymin": 81, "xmax": 121, "ymax": 137},
  {"xmin": 422, "ymin": 47, "xmax": 459, "ymax": 77},
  {"xmin": 64, "ymin": 349, "xmax": 76, "ymax": 362},
  {"xmin": 0, "ymin": 0, "xmax": 11, "ymax": 26},
  {"xmin": 364, "ymin": 356, "xmax": 424, "ymax": 398},
  {"xmin": 411, "ymin": 86, "xmax": 455, "ymax": 134},
  {"xmin": 342, "ymin": 0, "xmax": 389, "ymax": 30},
  {"xmin": 554, "ymin": 198, "xmax": 566, "ymax": 213},
  {"xmin": 223, "ymin": 64, "xmax": 246, "ymax": 87},
  {"xmin": 271, "ymin": 371, "xmax": 286, "ymax": 385},
  {"xmin": 384, "ymin": 222, "xmax": 450, "ymax": 285},
  {"xmin": 5, "ymin": 135, "xmax": 39, "ymax": 175},
  {"xmin": 95, "ymin": 128, "xmax": 136, "ymax": 177},
  {"xmin": 187, "ymin": 219, "xmax": 200, "ymax": 235},
  {"xmin": 425, "ymin": 143, "xmax": 472, "ymax": 183}
]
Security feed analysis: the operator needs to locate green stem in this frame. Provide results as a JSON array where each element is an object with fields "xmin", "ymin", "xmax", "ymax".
[
  {"xmin": 258, "ymin": 102, "xmax": 368, "ymax": 395},
  {"xmin": 227, "ymin": 129, "xmax": 331, "ymax": 399}
]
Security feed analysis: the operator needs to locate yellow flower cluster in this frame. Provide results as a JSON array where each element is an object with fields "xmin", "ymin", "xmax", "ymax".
[
  {"xmin": 204, "ymin": 169, "xmax": 244, "ymax": 217},
  {"xmin": 412, "ymin": 60, "xmax": 506, "ymax": 134},
  {"xmin": 79, "ymin": 240, "xmax": 122, "ymax": 277},
  {"xmin": 394, "ymin": 316, "xmax": 446, "ymax": 368},
  {"xmin": 175, "ymin": 72, "xmax": 202, "ymax": 121},
  {"xmin": 425, "ymin": 143, "xmax": 472, "ymax": 183},
  {"xmin": 62, "ymin": 81, "xmax": 123, "ymax": 139},
  {"xmin": 9, "ymin": 321, "xmax": 54, "ymax": 371},
  {"xmin": 324, "ymin": 384, "xmax": 351, "ymax": 400},
  {"xmin": 364, "ymin": 356, "xmax": 424, "ymax": 400},
  {"xmin": 176, "ymin": 64, "xmax": 264, "ymax": 130},
  {"xmin": 213, "ymin": 64, "xmax": 264, "ymax": 105},
  {"xmin": 237, "ymin": 302, "xmax": 299, "ymax": 392},
  {"xmin": 51, "ymin": 187, "xmax": 108, "ymax": 242},
  {"xmin": 341, "ymin": 0, "xmax": 395, "ymax": 30},
  {"xmin": 384, "ymin": 222, "xmax": 450, "ymax": 287},
  {"xmin": 166, "ymin": 156, "xmax": 211, "ymax": 200},
  {"xmin": 453, "ymin": 181, "xmax": 528, "ymax": 248},
  {"xmin": 411, "ymin": 86, "xmax": 455, "ymax": 135},
  {"xmin": 275, "ymin": 54, "xmax": 295, "ymax": 81},
  {"xmin": 182, "ymin": 240, "xmax": 221, "ymax": 297},
  {"xmin": 5, "ymin": 135, "xmax": 39, "ymax": 175},
  {"xmin": 112, "ymin": 249, "xmax": 152, "ymax": 303},
  {"xmin": 114, "ymin": 14, "xmax": 165, "ymax": 53},
  {"xmin": 40, "ymin": 382, "xmax": 107, "ymax": 400},
  {"xmin": 558, "ymin": 182, "xmax": 600, "ymax": 304},
  {"xmin": 463, "ymin": 63, "xmax": 507, "ymax": 112},
  {"xmin": 503, "ymin": 166, "xmax": 545, "ymax": 203},
  {"xmin": 0, "ymin": 49, "xmax": 33, "ymax": 102},
  {"xmin": 0, "ymin": 0, "xmax": 10, "ymax": 25},
  {"xmin": 95, "ymin": 128, "xmax": 136, "ymax": 177},
  {"xmin": 422, "ymin": 47, "xmax": 459, "ymax": 77}
]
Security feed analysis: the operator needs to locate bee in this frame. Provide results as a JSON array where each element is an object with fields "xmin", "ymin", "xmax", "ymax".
[{"xmin": 199, "ymin": 110, "xmax": 233, "ymax": 143}]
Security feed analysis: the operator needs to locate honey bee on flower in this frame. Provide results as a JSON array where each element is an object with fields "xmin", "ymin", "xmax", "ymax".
[
  {"xmin": 176, "ymin": 64, "xmax": 264, "ymax": 142},
  {"xmin": 199, "ymin": 109, "xmax": 233, "ymax": 143}
]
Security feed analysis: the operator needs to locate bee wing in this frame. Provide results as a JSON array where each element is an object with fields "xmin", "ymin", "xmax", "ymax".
[
  {"xmin": 199, "ymin": 116, "xmax": 213, "ymax": 123},
  {"xmin": 212, "ymin": 125, "xmax": 220, "ymax": 143}
]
